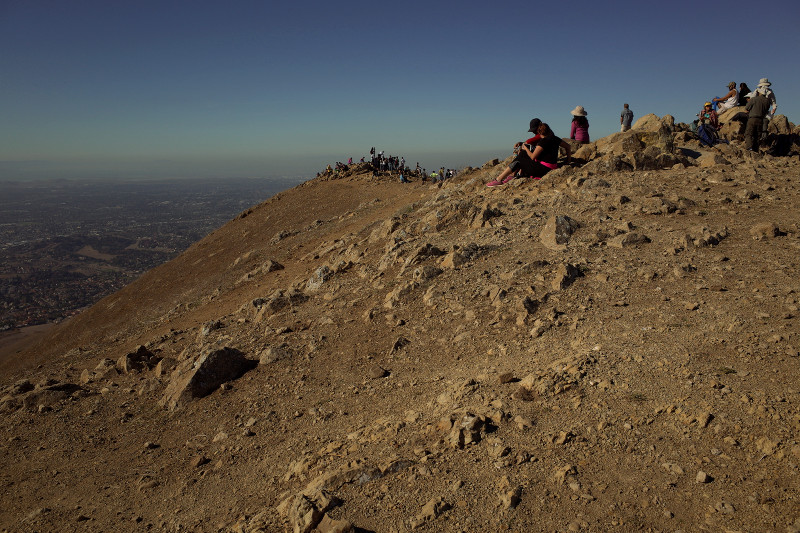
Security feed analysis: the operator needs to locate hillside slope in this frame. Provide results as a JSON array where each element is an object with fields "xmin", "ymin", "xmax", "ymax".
[{"xmin": 1, "ymin": 119, "xmax": 799, "ymax": 532}]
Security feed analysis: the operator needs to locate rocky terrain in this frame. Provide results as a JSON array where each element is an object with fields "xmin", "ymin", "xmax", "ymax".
[{"xmin": 1, "ymin": 114, "xmax": 799, "ymax": 532}]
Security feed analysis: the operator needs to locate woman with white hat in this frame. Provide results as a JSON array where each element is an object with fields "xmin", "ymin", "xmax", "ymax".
[{"xmin": 569, "ymin": 106, "xmax": 590, "ymax": 144}]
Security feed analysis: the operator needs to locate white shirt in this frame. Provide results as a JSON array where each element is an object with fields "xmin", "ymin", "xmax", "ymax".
[{"xmin": 717, "ymin": 90, "xmax": 738, "ymax": 112}]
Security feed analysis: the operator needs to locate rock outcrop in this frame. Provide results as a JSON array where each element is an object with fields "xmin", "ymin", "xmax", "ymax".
[{"xmin": 159, "ymin": 346, "xmax": 255, "ymax": 410}]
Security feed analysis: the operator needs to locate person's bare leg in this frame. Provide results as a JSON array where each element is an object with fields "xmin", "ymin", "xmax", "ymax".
[
  {"xmin": 495, "ymin": 166, "xmax": 513, "ymax": 182},
  {"xmin": 486, "ymin": 166, "xmax": 514, "ymax": 187}
]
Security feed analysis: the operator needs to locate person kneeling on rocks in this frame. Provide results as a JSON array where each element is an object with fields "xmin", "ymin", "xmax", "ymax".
[{"xmin": 487, "ymin": 122, "xmax": 571, "ymax": 187}]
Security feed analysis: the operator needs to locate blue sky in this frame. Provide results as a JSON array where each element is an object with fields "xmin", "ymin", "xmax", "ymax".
[{"xmin": 1, "ymin": 0, "xmax": 798, "ymax": 180}]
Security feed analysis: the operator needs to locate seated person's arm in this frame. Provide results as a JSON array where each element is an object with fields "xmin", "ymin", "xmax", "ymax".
[
  {"xmin": 713, "ymin": 90, "xmax": 734, "ymax": 103},
  {"xmin": 521, "ymin": 144, "xmax": 543, "ymax": 161},
  {"xmin": 560, "ymin": 140, "xmax": 572, "ymax": 163}
]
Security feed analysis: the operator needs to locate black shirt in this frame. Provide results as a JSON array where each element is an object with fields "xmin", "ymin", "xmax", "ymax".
[{"xmin": 537, "ymin": 135, "xmax": 562, "ymax": 164}]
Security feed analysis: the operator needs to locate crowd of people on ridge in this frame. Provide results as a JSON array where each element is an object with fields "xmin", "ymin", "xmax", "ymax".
[
  {"xmin": 484, "ymin": 75, "xmax": 782, "ymax": 188},
  {"xmin": 319, "ymin": 76, "xmax": 783, "ymax": 190},
  {"xmin": 697, "ymin": 77, "xmax": 778, "ymax": 152},
  {"xmin": 316, "ymin": 147, "xmax": 458, "ymax": 185}
]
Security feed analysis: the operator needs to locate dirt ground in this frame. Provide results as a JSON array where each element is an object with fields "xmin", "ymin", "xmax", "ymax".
[
  {"xmin": 0, "ymin": 325, "xmax": 55, "ymax": 375},
  {"xmin": 1, "ymin": 131, "xmax": 799, "ymax": 532}
]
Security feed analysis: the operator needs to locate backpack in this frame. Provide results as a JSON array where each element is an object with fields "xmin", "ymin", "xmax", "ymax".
[
  {"xmin": 697, "ymin": 124, "xmax": 718, "ymax": 146},
  {"xmin": 697, "ymin": 124, "xmax": 729, "ymax": 147}
]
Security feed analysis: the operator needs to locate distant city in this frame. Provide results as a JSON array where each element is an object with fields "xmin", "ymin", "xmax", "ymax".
[{"xmin": 0, "ymin": 177, "xmax": 302, "ymax": 331}]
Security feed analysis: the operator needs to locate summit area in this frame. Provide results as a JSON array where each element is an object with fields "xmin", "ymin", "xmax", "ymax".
[{"xmin": 1, "ymin": 116, "xmax": 800, "ymax": 532}]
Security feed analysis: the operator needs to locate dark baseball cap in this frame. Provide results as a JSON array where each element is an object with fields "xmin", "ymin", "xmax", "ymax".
[{"xmin": 528, "ymin": 118, "xmax": 542, "ymax": 132}]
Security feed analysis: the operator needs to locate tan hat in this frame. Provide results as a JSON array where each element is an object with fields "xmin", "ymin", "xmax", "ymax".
[
  {"xmin": 728, "ymin": 81, "xmax": 735, "ymax": 89},
  {"xmin": 570, "ymin": 105, "xmax": 588, "ymax": 117},
  {"xmin": 758, "ymin": 78, "xmax": 771, "ymax": 87}
]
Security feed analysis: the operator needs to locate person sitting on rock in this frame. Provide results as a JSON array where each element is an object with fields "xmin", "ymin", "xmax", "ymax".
[
  {"xmin": 569, "ymin": 106, "xmax": 590, "ymax": 144},
  {"xmin": 698, "ymin": 102, "xmax": 719, "ymax": 130},
  {"xmin": 737, "ymin": 83, "xmax": 752, "ymax": 106},
  {"xmin": 484, "ymin": 118, "xmax": 541, "ymax": 187},
  {"xmin": 486, "ymin": 122, "xmax": 571, "ymax": 187},
  {"xmin": 712, "ymin": 82, "xmax": 738, "ymax": 113}
]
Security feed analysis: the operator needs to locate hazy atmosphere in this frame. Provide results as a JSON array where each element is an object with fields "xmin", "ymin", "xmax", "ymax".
[{"xmin": 2, "ymin": 0, "xmax": 798, "ymax": 180}]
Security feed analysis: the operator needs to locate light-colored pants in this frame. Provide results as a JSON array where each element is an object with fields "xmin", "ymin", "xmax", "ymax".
[{"xmin": 621, "ymin": 124, "xmax": 631, "ymax": 132}]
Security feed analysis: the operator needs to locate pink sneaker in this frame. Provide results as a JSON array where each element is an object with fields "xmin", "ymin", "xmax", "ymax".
[
  {"xmin": 501, "ymin": 175, "xmax": 515, "ymax": 184},
  {"xmin": 486, "ymin": 180, "xmax": 503, "ymax": 187}
]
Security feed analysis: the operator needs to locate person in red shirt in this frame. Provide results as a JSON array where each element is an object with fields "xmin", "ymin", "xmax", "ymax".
[
  {"xmin": 487, "ymin": 121, "xmax": 571, "ymax": 186},
  {"xmin": 485, "ymin": 118, "xmax": 541, "ymax": 187}
]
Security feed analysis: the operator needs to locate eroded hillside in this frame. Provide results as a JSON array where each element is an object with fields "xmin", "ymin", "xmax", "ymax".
[{"xmin": 2, "ymin": 116, "xmax": 800, "ymax": 532}]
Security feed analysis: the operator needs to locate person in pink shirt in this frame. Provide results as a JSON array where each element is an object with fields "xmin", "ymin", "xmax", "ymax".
[{"xmin": 569, "ymin": 106, "xmax": 590, "ymax": 143}]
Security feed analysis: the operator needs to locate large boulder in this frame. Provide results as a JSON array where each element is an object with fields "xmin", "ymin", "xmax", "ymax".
[
  {"xmin": 717, "ymin": 106, "xmax": 745, "ymax": 124},
  {"xmin": 637, "ymin": 123, "xmax": 675, "ymax": 153},
  {"xmin": 719, "ymin": 118, "xmax": 745, "ymax": 142},
  {"xmin": 594, "ymin": 123, "xmax": 673, "ymax": 156},
  {"xmin": 631, "ymin": 145, "xmax": 683, "ymax": 170},
  {"xmin": 116, "ymin": 345, "xmax": 157, "ymax": 374},
  {"xmin": 159, "ymin": 347, "xmax": 255, "ymax": 410},
  {"xmin": 631, "ymin": 113, "xmax": 664, "ymax": 132},
  {"xmin": 540, "ymin": 215, "xmax": 580, "ymax": 251},
  {"xmin": 581, "ymin": 154, "xmax": 633, "ymax": 174},
  {"xmin": 767, "ymin": 115, "xmax": 792, "ymax": 135}
]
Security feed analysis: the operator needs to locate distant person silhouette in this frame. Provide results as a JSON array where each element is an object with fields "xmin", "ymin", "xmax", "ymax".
[
  {"xmin": 569, "ymin": 106, "xmax": 590, "ymax": 143},
  {"xmin": 620, "ymin": 104, "xmax": 633, "ymax": 132}
]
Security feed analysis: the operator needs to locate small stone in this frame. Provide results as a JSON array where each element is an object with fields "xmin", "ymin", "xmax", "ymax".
[
  {"xmin": 316, "ymin": 514, "xmax": 354, "ymax": 533},
  {"xmin": 498, "ymin": 372, "xmax": 515, "ymax": 384},
  {"xmin": 608, "ymin": 233, "xmax": 651, "ymax": 248},
  {"xmin": 499, "ymin": 486, "xmax": 522, "ymax": 509},
  {"xmin": 715, "ymin": 500, "xmax": 735, "ymax": 514},
  {"xmin": 695, "ymin": 470, "xmax": 712, "ymax": 483},
  {"xmin": 750, "ymin": 222, "xmax": 779, "ymax": 240},
  {"xmin": 367, "ymin": 365, "xmax": 388, "ymax": 379},
  {"xmin": 138, "ymin": 479, "xmax": 159, "ymax": 491},
  {"xmin": 190, "ymin": 455, "xmax": 210, "ymax": 468},
  {"xmin": 513, "ymin": 415, "xmax": 533, "ymax": 430},
  {"xmin": 411, "ymin": 496, "xmax": 451, "ymax": 528},
  {"xmin": 697, "ymin": 412, "xmax": 713, "ymax": 428}
]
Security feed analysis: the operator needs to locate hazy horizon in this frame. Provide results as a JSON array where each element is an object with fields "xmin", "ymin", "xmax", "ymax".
[
  {"xmin": 2, "ymin": 1, "xmax": 797, "ymax": 182},
  {"xmin": 0, "ymin": 149, "xmax": 505, "ymax": 182}
]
